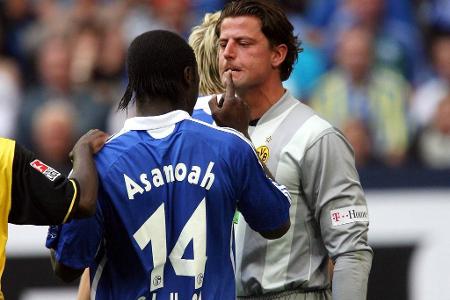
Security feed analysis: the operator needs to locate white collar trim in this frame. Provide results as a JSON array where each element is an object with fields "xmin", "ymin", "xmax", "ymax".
[{"xmin": 123, "ymin": 110, "xmax": 191, "ymax": 131}]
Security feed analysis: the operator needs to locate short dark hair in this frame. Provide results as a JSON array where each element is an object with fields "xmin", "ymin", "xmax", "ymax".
[
  {"xmin": 119, "ymin": 30, "xmax": 197, "ymax": 110},
  {"xmin": 217, "ymin": 0, "xmax": 302, "ymax": 81}
]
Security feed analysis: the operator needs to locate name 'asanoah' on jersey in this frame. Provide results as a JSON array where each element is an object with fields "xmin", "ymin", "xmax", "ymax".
[
  {"xmin": 48, "ymin": 111, "xmax": 291, "ymax": 300},
  {"xmin": 124, "ymin": 161, "xmax": 216, "ymax": 200}
]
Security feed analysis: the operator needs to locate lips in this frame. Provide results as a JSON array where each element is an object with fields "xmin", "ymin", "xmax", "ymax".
[{"xmin": 224, "ymin": 66, "xmax": 241, "ymax": 72}]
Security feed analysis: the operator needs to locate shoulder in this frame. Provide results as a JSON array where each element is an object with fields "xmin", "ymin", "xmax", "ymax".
[
  {"xmin": 0, "ymin": 138, "xmax": 15, "ymax": 176},
  {"xmin": 0, "ymin": 137, "xmax": 15, "ymax": 151},
  {"xmin": 182, "ymin": 119, "xmax": 256, "ymax": 164},
  {"xmin": 94, "ymin": 130, "xmax": 140, "ymax": 168},
  {"xmin": 264, "ymin": 100, "xmax": 343, "ymax": 157},
  {"xmin": 282, "ymin": 104, "xmax": 350, "ymax": 155},
  {"xmin": 289, "ymin": 102, "xmax": 335, "ymax": 142},
  {"xmin": 184, "ymin": 117, "xmax": 251, "ymax": 148},
  {"xmin": 193, "ymin": 94, "xmax": 221, "ymax": 115},
  {"xmin": 193, "ymin": 95, "xmax": 215, "ymax": 112},
  {"xmin": 192, "ymin": 94, "xmax": 221, "ymax": 124}
]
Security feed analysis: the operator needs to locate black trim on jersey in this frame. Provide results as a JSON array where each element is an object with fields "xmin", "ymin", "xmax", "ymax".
[{"xmin": 8, "ymin": 143, "xmax": 80, "ymax": 225}]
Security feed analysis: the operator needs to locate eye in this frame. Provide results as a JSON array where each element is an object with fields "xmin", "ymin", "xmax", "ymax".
[
  {"xmin": 239, "ymin": 41, "xmax": 251, "ymax": 47},
  {"xmin": 219, "ymin": 41, "xmax": 227, "ymax": 49}
]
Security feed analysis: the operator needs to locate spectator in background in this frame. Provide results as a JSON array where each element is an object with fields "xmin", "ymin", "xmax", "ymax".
[
  {"xmin": 0, "ymin": 58, "xmax": 21, "ymax": 139},
  {"xmin": 341, "ymin": 119, "xmax": 376, "ymax": 167},
  {"xmin": 69, "ymin": 18, "xmax": 131, "ymax": 135},
  {"xmin": 121, "ymin": 0, "xmax": 172, "ymax": 46},
  {"xmin": 310, "ymin": 26, "xmax": 410, "ymax": 167},
  {"xmin": 69, "ymin": 20, "xmax": 102, "ymax": 86},
  {"xmin": 0, "ymin": 0, "xmax": 36, "ymax": 84},
  {"xmin": 410, "ymin": 27, "xmax": 450, "ymax": 132},
  {"xmin": 93, "ymin": 21, "xmax": 126, "ymax": 88},
  {"xmin": 417, "ymin": 0, "xmax": 450, "ymax": 31},
  {"xmin": 91, "ymin": 18, "xmax": 133, "ymax": 134},
  {"xmin": 324, "ymin": 0, "xmax": 427, "ymax": 84},
  {"xmin": 121, "ymin": 0, "xmax": 197, "ymax": 43},
  {"xmin": 190, "ymin": 0, "xmax": 225, "ymax": 25},
  {"xmin": 417, "ymin": 93, "xmax": 450, "ymax": 169},
  {"xmin": 31, "ymin": 101, "xmax": 76, "ymax": 175},
  {"xmin": 15, "ymin": 33, "xmax": 110, "ymax": 150},
  {"xmin": 151, "ymin": 0, "xmax": 194, "ymax": 37},
  {"xmin": 281, "ymin": 0, "xmax": 327, "ymax": 100}
]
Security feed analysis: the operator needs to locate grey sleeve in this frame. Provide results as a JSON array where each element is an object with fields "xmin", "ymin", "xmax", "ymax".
[
  {"xmin": 300, "ymin": 130, "xmax": 373, "ymax": 299},
  {"xmin": 333, "ymin": 250, "xmax": 372, "ymax": 300}
]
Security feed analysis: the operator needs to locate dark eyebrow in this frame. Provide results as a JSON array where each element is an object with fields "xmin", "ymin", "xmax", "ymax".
[
  {"xmin": 219, "ymin": 36, "xmax": 257, "ymax": 43},
  {"xmin": 236, "ymin": 37, "xmax": 256, "ymax": 43}
]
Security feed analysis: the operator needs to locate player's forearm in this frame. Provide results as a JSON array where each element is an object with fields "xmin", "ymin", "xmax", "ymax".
[
  {"xmin": 68, "ymin": 129, "xmax": 107, "ymax": 218},
  {"xmin": 70, "ymin": 145, "xmax": 98, "ymax": 218},
  {"xmin": 332, "ymin": 250, "xmax": 373, "ymax": 300}
]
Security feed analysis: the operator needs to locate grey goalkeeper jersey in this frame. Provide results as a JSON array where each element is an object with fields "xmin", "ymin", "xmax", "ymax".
[{"xmin": 235, "ymin": 91, "xmax": 373, "ymax": 299}]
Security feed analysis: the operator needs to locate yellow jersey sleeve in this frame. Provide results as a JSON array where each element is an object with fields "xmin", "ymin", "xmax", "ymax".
[{"xmin": 0, "ymin": 138, "xmax": 16, "ymax": 297}]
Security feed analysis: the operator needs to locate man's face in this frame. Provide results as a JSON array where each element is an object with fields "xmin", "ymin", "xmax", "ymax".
[{"xmin": 218, "ymin": 16, "xmax": 276, "ymax": 92}]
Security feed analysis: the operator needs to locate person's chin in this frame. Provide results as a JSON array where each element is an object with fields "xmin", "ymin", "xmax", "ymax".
[
  {"xmin": 230, "ymin": 70, "xmax": 243, "ymax": 80},
  {"xmin": 232, "ymin": 80, "xmax": 245, "ymax": 90}
]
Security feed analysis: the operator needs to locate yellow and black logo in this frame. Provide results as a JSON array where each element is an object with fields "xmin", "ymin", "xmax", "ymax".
[{"xmin": 256, "ymin": 145, "xmax": 270, "ymax": 163}]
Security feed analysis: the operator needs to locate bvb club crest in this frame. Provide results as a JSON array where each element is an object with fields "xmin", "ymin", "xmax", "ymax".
[{"xmin": 256, "ymin": 145, "xmax": 270, "ymax": 163}]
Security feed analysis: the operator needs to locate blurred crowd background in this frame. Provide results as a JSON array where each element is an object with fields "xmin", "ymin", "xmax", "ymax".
[{"xmin": 1, "ymin": 0, "xmax": 450, "ymax": 188}]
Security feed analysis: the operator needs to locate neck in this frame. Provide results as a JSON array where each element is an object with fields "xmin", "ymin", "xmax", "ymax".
[
  {"xmin": 237, "ymin": 80, "xmax": 285, "ymax": 121},
  {"xmin": 136, "ymin": 96, "xmax": 186, "ymax": 117}
]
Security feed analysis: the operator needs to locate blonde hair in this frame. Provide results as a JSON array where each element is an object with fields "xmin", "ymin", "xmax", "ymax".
[{"xmin": 188, "ymin": 11, "xmax": 224, "ymax": 95}]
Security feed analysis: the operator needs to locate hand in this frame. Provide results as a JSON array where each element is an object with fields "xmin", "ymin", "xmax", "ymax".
[
  {"xmin": 69, "ymin": 129, "xmax": 108, "ymax": 161},
  {"xmin": 208, "ymin": 71, "xmax": 250, "ymax": 136}
]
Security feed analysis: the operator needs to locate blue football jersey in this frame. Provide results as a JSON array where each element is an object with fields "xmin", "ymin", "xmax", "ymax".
[
  {"xmin": 48, "ymin": 110, "xmax": 290, "ymax": 300},
  {"xmin": 193, "ymin": 96, "xmax": 215, "ymax": 125}
]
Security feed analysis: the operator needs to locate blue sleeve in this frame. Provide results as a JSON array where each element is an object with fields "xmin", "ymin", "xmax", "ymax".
[
  {"xmin": 46, "ymin": 200, "xmax": 104, "ymax": 270},
  {"xmin": 233, "ymin": 139, "xmax": 291, "ymax": 232}
]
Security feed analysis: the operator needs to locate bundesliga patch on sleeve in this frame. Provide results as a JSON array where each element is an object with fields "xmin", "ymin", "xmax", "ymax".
[
  {"xmin": 330, "ymin": 205, "xmax": 369, "ymax": 226},
  {"xmin": 30, "ymin": 159, "xmax": 61, "ymax": 181}
]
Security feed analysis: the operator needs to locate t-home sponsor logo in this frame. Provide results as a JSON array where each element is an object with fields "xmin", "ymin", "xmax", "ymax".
[{"xmin": 330, "ymin": 205, "xmax": 369, "ymax": 226}]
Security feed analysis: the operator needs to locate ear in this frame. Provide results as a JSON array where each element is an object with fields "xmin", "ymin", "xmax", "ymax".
[
  {"xmin": 183, "ymin": 66, "xmax": 196, "ymax": 87},
  {"xmin": 271, "ymin": 44, "xmax": 288, "ymax": 69}
]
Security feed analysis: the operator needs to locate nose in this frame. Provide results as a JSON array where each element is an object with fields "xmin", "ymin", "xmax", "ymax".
[{"xmin": 222, "ymin": 41, "xmax": 236, "ymax": 60}]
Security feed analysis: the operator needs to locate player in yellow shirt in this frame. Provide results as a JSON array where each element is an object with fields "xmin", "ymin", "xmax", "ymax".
[{"xmin": 0, "ymin": 129, "xmax": 107, "ymax": 299}]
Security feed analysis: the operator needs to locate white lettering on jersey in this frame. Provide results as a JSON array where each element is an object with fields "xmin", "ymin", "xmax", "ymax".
[
  {"xmin": 199, "ymin": 162, "xmax": 215, "ymax": 190},
  {"xmin": 152, "ymin": 169, "xmax": 165, "ymax": 188},
  {"xmin": 330, "ymin": 205, "xmax": 369, "ymax": 226},
  {"xmin": 124, "ymin": 174, "xmax": 144, "ymax": 200},
  {"xmin": 124, "ymin": 162, "xmax": 216, "ymax": 200},
  {"xmin": 188, "ymin": 166, "xmax": 201, "ymax": 184}
]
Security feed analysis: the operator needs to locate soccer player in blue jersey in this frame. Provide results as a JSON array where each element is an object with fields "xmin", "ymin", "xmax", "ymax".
[{"xmin": 47, "ymin": 30, "xmax": 291, "ymax": 300}]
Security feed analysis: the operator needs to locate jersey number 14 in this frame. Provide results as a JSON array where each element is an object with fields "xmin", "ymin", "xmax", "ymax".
[{"xmin": 133, "ymin": 198, "xmax": 207, "ymax": 291}]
